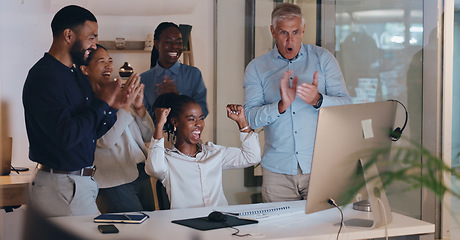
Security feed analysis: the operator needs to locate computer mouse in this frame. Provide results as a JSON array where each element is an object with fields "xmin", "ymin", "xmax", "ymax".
[{"xmin": 207, "ymin": 211, "xmax": 227, "ymax": 222}]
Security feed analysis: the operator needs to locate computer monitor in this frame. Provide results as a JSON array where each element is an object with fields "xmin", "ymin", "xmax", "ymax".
[{"xmin": 305, "ymin": 101, "xmax": 397, "ymax": 228}]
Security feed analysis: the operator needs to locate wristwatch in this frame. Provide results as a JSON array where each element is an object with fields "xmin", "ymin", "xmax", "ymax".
[{"xmin": 313, "ymin": 93, "xmax": 323, "ymax": 109}]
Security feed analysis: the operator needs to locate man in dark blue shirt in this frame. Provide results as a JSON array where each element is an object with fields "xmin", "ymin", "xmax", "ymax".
[{"xmin": 22, "ymin": 5, "xmax": 134, "ymax": 217}]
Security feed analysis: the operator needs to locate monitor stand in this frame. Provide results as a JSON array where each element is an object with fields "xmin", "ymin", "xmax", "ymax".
[
  {"xmin": 353, "ymin": 199, "xmax": 371, "ymax": 212},
  {"xmin": 345, "ymin": 158, "xmax": 393, "ymax": 229}
]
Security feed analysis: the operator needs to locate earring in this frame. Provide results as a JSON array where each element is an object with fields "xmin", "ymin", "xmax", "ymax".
[{"xmin": 172, "ymin": 126, "xmax": 177, "ymax": 142}]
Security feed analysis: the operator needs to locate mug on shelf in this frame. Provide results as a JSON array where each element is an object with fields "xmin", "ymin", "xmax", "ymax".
[{"xmin": 115, "ymin": 37, "xmax": 126, "ymax": 50}]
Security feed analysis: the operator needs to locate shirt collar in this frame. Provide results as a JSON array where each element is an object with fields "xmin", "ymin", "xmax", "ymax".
[
  {"xmin": 169, "ymin": 143, "xmax": 203, "ymax": 159},
  {"xmin": 44, "ymin": 52, "xmax": 75, "ymax": 73},
  {"xmin": 271, "ymin": 44, "xmax": 306, "ymax": 62},
  {"xmin": 154, "ymin": 61, "xmax": 181, "ymax": 78}
]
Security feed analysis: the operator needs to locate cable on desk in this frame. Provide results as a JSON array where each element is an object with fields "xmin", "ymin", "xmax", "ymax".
[
  {"xmin": 328, "ymin": 198, "xmax": 343, "ymax": 240},
  {"xmin": 224, "ymin": 223, "xmax": 251, "ymax": 237},
  {"xmin": 377, "ymin": 198, "xmax": 389, "ymax": 240},
  {"xmin": 11, "ymin": 166, "xmax": 20, "ymax": 174}
]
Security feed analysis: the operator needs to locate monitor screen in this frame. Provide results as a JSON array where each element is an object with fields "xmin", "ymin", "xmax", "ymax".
[{"xmin": 305, "ymin": 101, "xmax": 397, "ymax": 227}]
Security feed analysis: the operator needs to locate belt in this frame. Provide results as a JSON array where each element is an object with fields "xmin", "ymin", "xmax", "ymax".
[{"xmin": 37, "ymin": 164, "xmax": 96, "ymax": 177}]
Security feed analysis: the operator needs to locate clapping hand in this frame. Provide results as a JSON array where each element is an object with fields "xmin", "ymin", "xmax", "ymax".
[
  {"xmin": 278, "ymin": 70, "xmax": 298, "ymax": 113},
  {"xmin": 95, "ymin": 72, "xmax": 141, "ymax": 109},
  {"xmin": 93, "ymin": 76, "xmax": 123, "ymax": 108},
  {"xmin": 297, "ymin": 71, "xmax": 320, "ymax": 105},
  {"xmin": 155, "ymin": 75, "xmax": 179, "ymax": 95},
  {"xmin": 133, "ymin": 83, "xmax": 145, "ymax": 109},
  {"xmin": 131, "ymin": 83, "xmax": 146, "ymax": 117}
]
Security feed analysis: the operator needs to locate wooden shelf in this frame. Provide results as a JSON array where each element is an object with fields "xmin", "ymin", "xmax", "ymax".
[
  {"xmin": 99, "ymin": 40, "xmax": 151, "ymax": 52},
  {"xmin": 107, "ymin": 50, "xmax": 151, "ymax": 53},
  {"xmin": 99, "ymin": 27, "xmax": 193, "ymax": 66}
]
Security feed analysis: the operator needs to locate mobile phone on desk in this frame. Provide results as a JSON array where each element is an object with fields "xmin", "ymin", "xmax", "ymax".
[{"xmin": 98, "ymin": 224, "xmax": 119, "ymax": 234}]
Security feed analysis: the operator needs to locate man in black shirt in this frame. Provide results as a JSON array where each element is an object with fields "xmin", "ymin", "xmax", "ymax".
[{"xmin": 22, "ymin": 5, "xmax": 136, "ymax": 217}]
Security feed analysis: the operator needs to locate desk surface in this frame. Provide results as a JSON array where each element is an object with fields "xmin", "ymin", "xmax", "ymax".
[
  {"xmin": 49, "ymin": 200, "xmax": 434, "ymax": 240},
  {"xmin": 0, "ymin": 169, "xmax": 34, "ymax": 207}
]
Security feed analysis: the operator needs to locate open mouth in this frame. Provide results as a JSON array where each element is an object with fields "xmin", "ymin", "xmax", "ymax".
[
  {"xmin": 102, "ymin": 71, "xmax": 111, "ymax": 80},
  {"xmin": 83, "ymin": 48, "xmax": 95, "ymax": 62},
  {"xmin": 84, "ymin": 49, "xmax": 93, "ymax": 57},
  {"xmin": 168, "ymin": 52, "xmax": 179, "ymax": 58},
  {"xmin": 191, "ymin": 130, "xmax": 201, "ymax": 141}
]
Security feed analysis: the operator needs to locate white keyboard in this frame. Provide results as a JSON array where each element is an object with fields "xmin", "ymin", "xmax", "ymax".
[
  {"xmin": 238, "ymin": 208, "xmax": 304, "ymax": 222},
  {"xmin": 219, "ymin": 205, "xmax": 305, "ymax": 222}
]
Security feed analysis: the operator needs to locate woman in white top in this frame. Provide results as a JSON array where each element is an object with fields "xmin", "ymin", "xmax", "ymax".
[
  {"xmin": 145, "ymin": 93, "xmax": 261, "ymax": 209},
  {"xmin": 79, "ymin": 44, "xmax": 155, "ymax": 213}
]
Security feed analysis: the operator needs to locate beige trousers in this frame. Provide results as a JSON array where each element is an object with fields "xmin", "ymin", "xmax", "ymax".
[{"xmin": 262, "ymin": 166, "xmax": 310, "ymax": 203}]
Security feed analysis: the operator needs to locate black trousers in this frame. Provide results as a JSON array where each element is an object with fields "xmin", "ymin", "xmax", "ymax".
[{"xmin": 96, "ymin": 163, "xmax": 155, "ymax": 213}]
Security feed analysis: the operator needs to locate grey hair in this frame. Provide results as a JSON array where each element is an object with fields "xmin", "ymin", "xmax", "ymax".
[{"xmin": 271, "ymin": 3, "xmax": 305, "ymax": 29}]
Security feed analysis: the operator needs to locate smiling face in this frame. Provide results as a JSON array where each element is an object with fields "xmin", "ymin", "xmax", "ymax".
[
  {"xmin": 80, "ymin": 47, "xmax": 113, "ymax": 85},
  {"xmin": 155, "ymin": 26, "xmax": 183, "ymax": 69},
  {"xmin": 70, "ymin": 20, "xmax": 98, "ymax": 66},
  {"xmin": 172, "ymin": 102, "xmax": 205, "ymax": 147},
  {"xmin": 270, "ymin": 16, "xmax": 304, "ymax": 60}
]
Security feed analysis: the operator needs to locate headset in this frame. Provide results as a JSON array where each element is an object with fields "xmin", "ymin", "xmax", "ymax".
[{"xmin": 387, "ymin": 99, "xmax": 408, "ymax": 141}]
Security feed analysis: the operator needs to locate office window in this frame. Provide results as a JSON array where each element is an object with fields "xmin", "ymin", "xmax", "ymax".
[{"xmin": 216, "ymin": 2, "xmax": 442, "ymax": 236}]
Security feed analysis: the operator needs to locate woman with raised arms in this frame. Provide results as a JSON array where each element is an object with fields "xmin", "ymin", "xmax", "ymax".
[{"xmin": 145, "ymin": 93, "xmax": 261, "ymax": 209}]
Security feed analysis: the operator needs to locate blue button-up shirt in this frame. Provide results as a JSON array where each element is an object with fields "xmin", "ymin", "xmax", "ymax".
[
  {"xmin": 23, "ymin": 53, "xmax": 117, "ymax": 171},
  {"xmin": 243, "ymin": 44, "xmax": 351, "ymax": 175},
  {"xmin": 140, "ymin": 61, "xmax": 208, "ymax": 119}
]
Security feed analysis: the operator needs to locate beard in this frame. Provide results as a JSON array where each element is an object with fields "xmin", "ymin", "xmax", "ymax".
[{"xmin": 70, "ymin": 39, "xmax": 90, "ymax": 66}]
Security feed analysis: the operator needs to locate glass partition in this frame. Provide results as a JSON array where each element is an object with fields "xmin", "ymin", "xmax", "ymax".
[
  {"xmin": 333, "ymin": 0, "xmax": 426, "ymax": 220},
  {"xmin": 217, "ymin": 0, "xmax": 442, "ymax": 235},
  {"xmin": 451, "ymin": 3, "xmax": 460, "ymax": 238}
]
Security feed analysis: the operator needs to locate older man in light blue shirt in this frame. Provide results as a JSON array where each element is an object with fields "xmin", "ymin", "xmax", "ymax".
[{"xmin": 243, "ymin": 3, "xmax": 351, "ymax": 202}]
